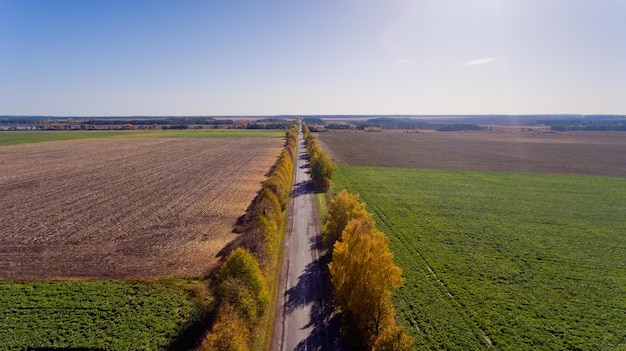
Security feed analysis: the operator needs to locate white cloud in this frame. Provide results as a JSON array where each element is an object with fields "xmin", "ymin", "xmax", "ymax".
[{"xmin": 463, "ymin": 57, "xmax": 498, "ymax": 66}]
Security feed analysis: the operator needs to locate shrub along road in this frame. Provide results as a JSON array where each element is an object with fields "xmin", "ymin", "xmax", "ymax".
[{"xmin": 272, "ymin": 126, "xmax": 340, "ymax": 351}]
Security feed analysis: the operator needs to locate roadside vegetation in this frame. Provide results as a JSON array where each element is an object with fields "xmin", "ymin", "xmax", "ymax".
[
  {"xmin": 198, "ymin": 124, "xmax": 298, "ymax": 351},
  {"xmin": 333, "ymin": 165, "xmax": 626, "ymax": 350},
  {"xmin": 305, "ymin": 127, "xmax": 413, "ymax": 350},
  {"xmin": 303, "ymin": 124, "xmax": 334, "ymax": 191}
]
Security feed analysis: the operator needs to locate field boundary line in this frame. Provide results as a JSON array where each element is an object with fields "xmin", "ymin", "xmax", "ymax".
[{"xmin": 315, "ymin": 134, "xmax": 348, "ymax": 166}]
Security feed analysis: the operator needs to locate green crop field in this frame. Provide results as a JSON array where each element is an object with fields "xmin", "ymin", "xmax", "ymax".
[
  {"xmin": 0, "ymin": 129, "xmax": 283, "ymax": 146},
  {"xmin": 333, "ymin": 166, "xmax": 626, "ymax": 350},
  {"xmin": 0, "ymin": 128, "xmax": 284, "ymax": 349},
  {"xmin": 0, "ymin": 279, "xmax": 208, "ymax": 350}
]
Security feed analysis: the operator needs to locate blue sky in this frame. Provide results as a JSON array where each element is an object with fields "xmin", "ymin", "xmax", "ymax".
[{"xmin": 1, "ymin": 0, "xmax": 625, "ymax": 116}]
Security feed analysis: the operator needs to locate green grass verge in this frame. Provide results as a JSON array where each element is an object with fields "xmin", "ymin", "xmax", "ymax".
[
  {"xmin": 315, "ymin": 193, "xmax": 328, "ymax": 224},
  {"xmin": 0, "ymin": 129, "xmax": 284, "ymax": 146},
  {"xmin": 0, "ymin": 279, "xmax": 209, "ymax": 350},
  {"xmin": 333, "ymin": 166, "xmax": 626, "ymax": 350}
]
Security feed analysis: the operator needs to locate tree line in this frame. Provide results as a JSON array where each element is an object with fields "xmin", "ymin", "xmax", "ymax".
[
  {"xmin": 304, "ymin": 124, "xmax": 413, "ymax": 350},
  {"xmin": 324, "ymin": 190, "xmax": 414, "ymax": 350},
  {"xmin": 303, "ymin": 124, "xmax": 334, "ymax": 192},
  {"xmin": 539, "ymin": 118, "xmax": 626, "ymax": 131},
  {"xmin": 200, "ymin": 123, "xmax": 413, "ymax": 350},
  {"xmin": 307, "ymin": 117, "xmax": 483, "ymax": 132},
  {"xmin": 0, "ymin": 116, "xmax": 297, "ymax": 131},
  {"xmin": 199, "ymin": 124, "xmax": 299, "ymax": 351}
]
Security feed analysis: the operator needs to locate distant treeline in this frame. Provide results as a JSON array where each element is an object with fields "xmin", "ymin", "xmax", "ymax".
[
  {"xmin": 244, "ymin": 118, "xmax": 293, "ymax": 129},
  {"xmin": 312, "ymin": 117, "xmax": 483, "ymax": 132},
  {"xmin": 0, "ymin": 116, "xmax": 295, "ymax": 130},
  {"xmin": 81, "ymin": 117, "xmax": 235, "ymax": 126},
  {"xmin": 302, "ymin": 117, "xmax": 325, "ymax": 125},
  {"xmin": 7, "ymin": 115, "xmax": 626, "ymax": 132},
  {"xmin": 539, "ymin": 118, "xmax": 626, "ymax": 131}
]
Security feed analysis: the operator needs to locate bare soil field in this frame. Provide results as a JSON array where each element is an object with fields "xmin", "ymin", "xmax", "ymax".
[
  {"xmin": 0, "ymin": 137, "xmax": 283, "ymax": 279},
  {"xmin": 317, "ymin": 130, "xmax": 626, "ymax": 176}
]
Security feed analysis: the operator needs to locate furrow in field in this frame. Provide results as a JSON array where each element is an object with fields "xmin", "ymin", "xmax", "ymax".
[
  {"xmin": 332, "ymin": 165, "xmax": 626, "ymax": 350},
  {"xmin": 0, "ymin": 137, "xmax": 283, "ymax": 279}
]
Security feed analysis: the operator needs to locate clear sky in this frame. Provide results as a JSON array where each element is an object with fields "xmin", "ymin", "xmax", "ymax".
[{"xmin": 1, "ymin": 0, "xmax": 625, "ymax": 116}]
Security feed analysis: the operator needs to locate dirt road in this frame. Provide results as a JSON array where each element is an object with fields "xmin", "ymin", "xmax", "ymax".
[{"xmin": 272, "ymin": 126, "xmax": 340, "ymax": 351}]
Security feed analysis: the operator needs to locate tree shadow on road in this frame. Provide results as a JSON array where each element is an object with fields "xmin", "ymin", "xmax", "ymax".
[
  {"xmin": 292, "ymin": 275, "xmax": 342, "ymax": 351},
  {"xmin": 291, "ymin": 179, "xmax": 315, "ymax": 198},
  {"xmin": 283, "ymin": 236, "xmax": 343, "ymax": 350},
  {"xmin": 294, "ymin": 309, "xmax": 342, "ymax": 351}
]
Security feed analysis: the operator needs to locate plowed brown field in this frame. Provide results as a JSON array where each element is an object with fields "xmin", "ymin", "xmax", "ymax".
[
  {"xmin": 0, "ymin": 137, "xmax": 283, "ymax": 279},
  {"xmin": 317, "ymin": 130, "xmax": 626, "ymax": 176}
]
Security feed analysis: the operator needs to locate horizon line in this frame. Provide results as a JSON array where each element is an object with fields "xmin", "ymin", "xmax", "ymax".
[{"xmin": 2, "ymin": 113, "xmax": 625, "ymax": 118}]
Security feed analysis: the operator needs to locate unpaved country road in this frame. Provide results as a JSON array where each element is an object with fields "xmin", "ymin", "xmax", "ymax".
[{"xmin": 272, "ymin": 125, "xmax": 340, "ymax": 351}]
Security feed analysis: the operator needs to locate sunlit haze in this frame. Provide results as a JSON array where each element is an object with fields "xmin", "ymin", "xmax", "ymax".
[{"xmin": 1, "ymin": 0, "xmax": 625, "ymax": 116}]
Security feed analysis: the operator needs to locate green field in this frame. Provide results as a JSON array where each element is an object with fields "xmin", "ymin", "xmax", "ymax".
[
  {"xmin": 0, "ymin": 129, "xmax": 283, "ymax": 146},
  {"xmin": 333, "ymin": 166, "xmax": 626, "ymax": 350},
  {"xmin": 0, "ymin": 128, "xmax": 283, "ymax": 349},
  {"xmin": 0, "ymin": 279, "xmax": 208, "ymax": 350}
]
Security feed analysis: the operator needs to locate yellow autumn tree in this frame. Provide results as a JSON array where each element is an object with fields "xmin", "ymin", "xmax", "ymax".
[
  {"xmin": 216, "ymin": 248, "xmax": 269, "ymax": 325},
  {"xmin": 322, "ymin": 189, "xmax": 372, "ymax": 253},
  {"xmin": 262, "ymin": 175, "xmax": 288, "ymax": 209},
  {"xmin": 373, "ymin": 323, "xmax": 414, "ymax": 351},
  {"xmin": 199, "ymin": 303, "xmax": 250, "ymax": 351},
  {"xmin": 254, "ymin": 188, "xmax": 282, "ymax": 226},
  {"xmin": 329, "ymin": 217, "xmax": 406, "ymax": 350}
]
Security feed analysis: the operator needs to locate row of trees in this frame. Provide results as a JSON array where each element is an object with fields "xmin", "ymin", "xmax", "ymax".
[
  {"xmin": 324, "ymin": 190, "xmax": 414, "ymax": 350},
  {"xmin": 200, "ymin": 124, "xmax": 299, "ymax": 351},
  {"xmin": 303, "ymin": 124, "xmax": 334, "ymax": 191},
  {"xmin": 302, "ymin": 125, "xmax": 411, "ymax": 349}
]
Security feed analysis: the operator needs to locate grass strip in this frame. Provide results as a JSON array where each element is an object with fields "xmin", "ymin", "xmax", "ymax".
[{"xmin": 315, "ymin": 192, "xmax": 328, "ymax": 223}]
